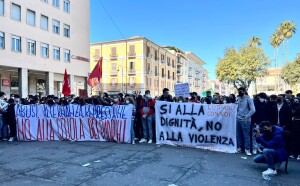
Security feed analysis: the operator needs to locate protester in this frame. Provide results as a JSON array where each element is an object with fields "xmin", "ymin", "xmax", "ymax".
[
  {"xmin": 6, "ymin": 98, "xmax": 16, "ymax": 141},
  {"xmin": 253, "ymin": 121, "xmax": 288, "ymax": 178},
  {"xmin": 159, "ymin": 88, "xmax": 173, "ymax": 102},
  {"xmin": 139, "ymin": 90, "xmax": 155, "ymax": 144},
  {"xmin": 0, "ymin": 92, "xmax": 8, "ymax": 141},
  {"xmin": 236, "ymin": 87, "xmax": 256, "ymax": 156},
  {"xmin": 269, "ymin": 95, "xmax": 292, "ymax": 128},
  {"xmin": 125, "ymin": 97, "xmax": 136, "ymax": 144}
]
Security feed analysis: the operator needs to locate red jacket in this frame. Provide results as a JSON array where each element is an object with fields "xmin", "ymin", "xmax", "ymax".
[{"xmin": 140, "ymin": 98, "xmax": 155, "ymax": 116}]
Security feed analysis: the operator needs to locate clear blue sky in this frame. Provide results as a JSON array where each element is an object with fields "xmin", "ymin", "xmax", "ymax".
[{"xmin": 90, "ymin": 0, "xmax": 300, "ymax": 80}]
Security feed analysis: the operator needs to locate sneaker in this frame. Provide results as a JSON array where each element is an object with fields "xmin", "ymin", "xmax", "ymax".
[
  {"xmin": 132, "ymin": 141, "xmax": 135, "ymax": 145},
  {"xmin": 8, "ymin": 137, "xmax": 14, "ymax": 142},
  {"xmin": 236, "ymin": 147, "xmax": 242, "ymax": 153},
  {"xmin": 289, "ymin": 155, "xmax": 295, "ymax": 159},
  {"xmin": 258, "ymin": 148, "xmax": 263, "ymax": 153},
  {"xmin": 245, "ymin": 149, "xmax": 252, "ymax": 156},
  {"xmin": 253, "ymin": 149, "xmax": 257, "ymax": 155},
  {"xmin": 262, "ymin": 168, "xmax": 277, "ymax": 175},
  {"xmin": 297, "ymin": 155, "xmax": 300, "ymax": 161},
  {"xmin": 139, "ymin": 138, "xmax": 147, "ymax": 143},
  {"xmin": 148, "ymin": 139, "xmax": 153, "ymax": 144}
]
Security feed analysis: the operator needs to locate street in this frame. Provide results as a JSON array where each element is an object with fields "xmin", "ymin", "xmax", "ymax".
[{"xmin": 0, "ymin": 141, "xmax": 299, "ymax": 186}]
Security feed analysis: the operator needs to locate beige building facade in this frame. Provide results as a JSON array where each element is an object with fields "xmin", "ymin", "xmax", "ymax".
[{"xmin": 0, "ymin": 0, "xmax": 90, "ymax": 98}]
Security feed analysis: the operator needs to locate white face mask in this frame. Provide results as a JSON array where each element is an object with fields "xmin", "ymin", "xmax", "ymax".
[
  {"xmin": 114, "ymin": 99, "xmax": 118, "ymax": 102},
  {"xmin": 259, "ymin": 98, "xmax": 264, "ymax": 103},
  {"xmin": 223, "ymin": 100, "xmax": 227, "ymax": 104},
  {"xmin": 126, "ymin": 100, "xmax": 130, "ymax": 104},
  {"xmin": 179, "ymin": 101, "xmax": 183, "ymax": 103},
  {"xmin": 146, "ymin": 94, "xmax": 151, "ymax": 98}
]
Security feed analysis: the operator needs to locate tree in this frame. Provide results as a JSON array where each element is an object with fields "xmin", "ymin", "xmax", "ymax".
[
  {"xmin": 248, "ymin": 36, "xmax": 261, "ymax": 47},
  {"xmin": 280, "ymin": 21, "xmax": 296, "ymax": 64},
  {"xmin": 216, "ymin": 42, "xmax": 270, "ymax": 92},
  {"xmin": 281, "ymin": 53, "xmax": 300, "ymax": 91}
]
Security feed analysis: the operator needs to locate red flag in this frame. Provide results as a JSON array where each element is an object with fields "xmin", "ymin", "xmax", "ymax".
[
  {"xmin": 62, "ymin": 69, "xmax": 71, "ymax": 96},
  {"xmin": 88, "ymin": 57, "xmax": 102, "ymax": 87}
]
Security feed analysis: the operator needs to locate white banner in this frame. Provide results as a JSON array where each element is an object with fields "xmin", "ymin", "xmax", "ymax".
[
  {"xmin": 155, "ymin": 101, "xmax": 238, "ymax": 153},
  {"xmin": 15, "ymin": 104, "xmax": 132, "ymax": 143}
]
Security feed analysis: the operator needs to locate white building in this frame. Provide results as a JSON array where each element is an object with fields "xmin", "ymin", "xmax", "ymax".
[{"xmin": 0, "ymin": 0, "xmax": 90, "ymax": 98}]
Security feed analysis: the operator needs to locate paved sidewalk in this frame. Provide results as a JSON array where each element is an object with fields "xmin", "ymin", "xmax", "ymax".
[{"xmin": 0, "ymin": 141, "xmax": 299, "ymax": 186}]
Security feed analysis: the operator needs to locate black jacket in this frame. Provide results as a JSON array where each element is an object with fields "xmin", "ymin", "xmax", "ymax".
[
  {"xmin": 252, "ymin": 99, "xmax": 270, "ymax": 124},
  {"xmin": 269, "ymin": 103, "xmax": 292, "ymax": 128}
]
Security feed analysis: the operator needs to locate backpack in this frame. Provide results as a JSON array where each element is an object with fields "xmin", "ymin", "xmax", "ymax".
[{"xmin": 281, "ymin": 130, "xmax": 295, "ymax": 154}]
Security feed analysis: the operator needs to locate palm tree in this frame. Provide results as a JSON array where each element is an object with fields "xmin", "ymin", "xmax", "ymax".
[
  {"xmin": 280, "ymin": 21, "xmax": 296, "ymax": 64},
  {"xmin": 249, "ymin": 36, "xmax": 262, "ymax": 47}
]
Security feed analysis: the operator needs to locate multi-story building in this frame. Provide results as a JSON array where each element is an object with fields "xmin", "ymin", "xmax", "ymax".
[
  {"xmin": 208, "ymin": 80, "xmax": 232, "ymax": 96},
  {"xmin": 0, "ymin": 0, "xmax": 90, "ymax": 97},
  {"xmin": 90, "ymin": 36, "xmax": 177, "ymax": 96},
  {"xmin": 185, "ymin": 52, "xmax": 206, "ymax": 93}
]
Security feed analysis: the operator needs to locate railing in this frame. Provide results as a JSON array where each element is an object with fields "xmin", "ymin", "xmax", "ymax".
[
  {"xmin": 110, "ymin": 54, "xmax": 118, "ymax": 60},
  {"xmin": 128, "ymin": 69, "xmax": 136, "ymax": 74},
  {"xmin": 128, "ymin": 52, "xmax": 136, "ymax": 58}
]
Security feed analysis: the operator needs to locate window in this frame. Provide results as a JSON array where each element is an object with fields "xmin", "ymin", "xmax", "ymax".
[
  {"xmin": 63, "ymin": 0, "xmax": 70, "ymax": 13},
  {"xmin": 40, "ymin": 15, "xmax": 48, "ymax": 30},
  {"xmin": 11, "ymin": 3, "xmax": 21, "ymax": 21},
  {"xmin": 162, "ymin": 68, "xmax": 165, "ymax": 77},
  {"xmin": 41, "ymin": 0, "xmax": 48, "ymax": 3},
  {"xmin": 155, "ymin": 66, "xmax": 158, "ymax": 75},
  {"xmin": 0, "ymin": 32, "xmax": 4, "ymax": 49},
  {"xmin": 12, "ymin": 35, "xmax": 21, "ymax": 52},
  {"xmin": 41, "ymin": 43, "xmax": 49, "ymax": 58},
  {"xmin": 53, "ymin": 0, "xmax": 59, "ymax": 8},
  {"xmin": 155, "ymin": 50, "xmax": 158, "ymax": 60},
  {"xmin": 64, "ymin": 49, "xmax": 70, "ymax": 62},
  {"xmin": 147, "ymin": 46, "xmax": 150, "ymax": 56},
  {"xmin": 53, "ymin": 46, "xmax": 60, "ymax": 60},
  {"xmin": 27, "ymin": 9, "xmax": 36, "ymax": 26},
  {"xmin": 27, "ymin": 39, "xmax": 36, "ymax": 55},
  {"xmin": 0, "ymin": 0, "xmax": 4, "ymax": 16},
  {"xmin": 111, "ymin": 63, "xmax": 116, "ymax": 71},
  {"xmin": 130, "ymin": 62, "xmax": 134, "ymax": 70},
  {"xmin": 161, "ymin": 54, "xmax": 164, "ymax": 61},
  {"xmin": 129, "ymin": 45, "xmax": 135, "ymax": 55},
  {"xmin": 147, "ymin": 63, "xmax": 150, "ymax": 71},
  {"xmin": 64, "ymin": 24, "xmax": 70, "ymax": 38},
  {"xmin": 53, "ymin": 19, "xmax": 60, "ymax": 34}
]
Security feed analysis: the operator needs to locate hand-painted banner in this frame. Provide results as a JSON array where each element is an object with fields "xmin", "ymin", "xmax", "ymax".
[
  {"xmin": 15, "ymin": 104, "xmax": 132, "ymax": 143},
  {"xmin": 155, "ymin": 101, "xmax": 238, "ymax": 153}
]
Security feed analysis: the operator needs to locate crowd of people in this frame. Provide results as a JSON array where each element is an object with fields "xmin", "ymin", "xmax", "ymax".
[{"xmin": 0, "ymin": 87, "xmax": 299, "ymax": 177}]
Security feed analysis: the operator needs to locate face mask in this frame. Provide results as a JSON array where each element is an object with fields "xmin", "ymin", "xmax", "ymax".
[
  {"xmin": 259, "ymin": 98, "xmax": 264, "ymax": 103},
  {"xmin": 238, "ymin": 91, "xmax": 244, "ymax": 97},
  {"xmin": 146, "ymin": 94, "xmax": 151, "ymax": 98},
  {"xmin": 223, "ymin": 100, "xmax": 227, "ymax": 104},
  {"xmin": 277, "ymin": 99, "xmax": 282, "ymax": 104},
  {"xmin": 126, "ymin": 100, "xmax": 130, "ymax": 104},
  {"xmin": 179, "ymin": 101, "xmax": 183, "ymax": 103},
  {"xmin": 114, "ymin": 99, "xmax": 118, "ymax": 102}
]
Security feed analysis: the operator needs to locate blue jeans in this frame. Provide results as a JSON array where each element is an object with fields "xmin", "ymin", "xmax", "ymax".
[
  {"xmin": 236, "ymin": 118, "xmax": 251, "ymax": 150},
  {"xmin": 131, "ymin": 119, "xmax": 135, "ymax": 142},
  {"xmin": 142, "ymin": 115, "xmax": 153, "ymax": 140},
  {"xmin": 254, "ymin": 149, "xmax": 278, "ymax": 169},
  {"xmin": 0, "ymin": 114, "xmax": 3, "ymax": 138}
]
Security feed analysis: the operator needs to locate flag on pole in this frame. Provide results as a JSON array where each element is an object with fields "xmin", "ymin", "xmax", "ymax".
[
  {"xmin": 62, "ymin": 69, "xmax": 71, "ymax": 96},
  {"xmin": 88, "ymin": 57, "xmax": 102, "ymax": 87}
]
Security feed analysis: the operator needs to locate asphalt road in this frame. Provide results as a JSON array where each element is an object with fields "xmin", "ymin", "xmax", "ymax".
[{"xmin": 0, "ymin": 141, "xmax": 299, "ymax": 186}]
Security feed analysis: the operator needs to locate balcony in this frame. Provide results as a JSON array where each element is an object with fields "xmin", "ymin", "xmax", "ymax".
[
  {"xmin": 147, "ymin": 53, "xmax": 152, "ymax": 59},
  {"xmin": 167, "ymin": 62, "xmax": 171, "ymax": 67},
  {"xmin": 188, "ymin": 74, "xmax": 192, "ymax": 78},
  {"xmin": 110, "ymin": 54, "xmax": 118, "ymax": 60},
  {"xmin": 128, "ymin": 69, "xmax": 136, "ymax": 75},
  {"xmin": 111, "ymin": 70, "xmax": 118, "ymax": 76},
  {"xmin": 177, "ymin": 60, "xmax": 183, "ymax": 66},
  {"xmin": 128, "ymin": 52, "xmax": 136, "ymax": 58},
  {"xmin": 161, "ymin": 60, "xmax": 165, "ymax": 64}
]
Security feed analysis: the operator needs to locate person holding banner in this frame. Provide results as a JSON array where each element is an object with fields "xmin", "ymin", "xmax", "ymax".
[
  {"xmin": 139, "ymin": 90, "xmax": 155, "ymax": 144},
  {"xmin": 236, "ymin": 87, "xmax": 256, "ymax": 156}
]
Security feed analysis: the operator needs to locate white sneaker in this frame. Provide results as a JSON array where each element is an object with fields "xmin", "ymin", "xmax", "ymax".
[
  {"xmin": 148, "ymin": 139, "xmax": 153, "ymax": 144},
  {"xmin": 8, "ymin": 137, "xmax": 14, "ymax": 142},
  {"xmin": 262, "ymin": 168, "xmax": 277, "ymax": 175},
  {"xmin": 139, "ymin": 138, "xmax": 147, "ymax": 143},
  {"xmin": 297, "ymin": 155, "xmax": 300, "ymax": 160},
  {"xmin": 236, "ymin": 147, "xmax": 242, "ymax": 153},
  {"xmin": 258, "ymin": 148, "xmax": 263, "ymax": 153},
  {"xmin": 245, "ymin": 149, "xmax": 252, "ymax": 156},
  {"xmin": 253, "ymin": 149, "xmax": 257, "ymax": 155},
  {"xmin": 132, "ymin": 141, "xmax": 135, "ymax": 145}
]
